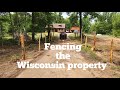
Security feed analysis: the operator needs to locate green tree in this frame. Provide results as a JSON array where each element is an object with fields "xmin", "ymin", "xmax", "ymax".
[
  {"xmin": 9, "ymin": 12, "xmax": 31, "ymax": 40},
  {"xmin": 31, "ymin": 12, "xmax": 36, "ymax": 42},
  {"xmin": 69, "ymin": 12, "xmax": 79, "ymax": 27},
  {"xmin": 37, "ymin": 12, "xmax": 48, "ymax": 39},
  {"xmin": 82, "ymin": 16, "xmax": 91, "ymax": 33},
  {"xmin": 90, "ymin": 12, "xmax": 114, "ymax": 35},
  {"xmin": 45, "ymin": 12, "xmax": 54, "ymax": 41},
  {"xmin": 63, "ymin": 18, "xmax": 71, "ymax": 30},
  {"xmin": 112, "ymin": 13, "xmax": 120, "ymax": 37},
  {"xmin": 52, "ymin": 12, "xmax": 65, "ymax": 23}
]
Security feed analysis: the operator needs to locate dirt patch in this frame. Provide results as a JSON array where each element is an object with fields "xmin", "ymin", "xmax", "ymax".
[
  {"xmin": 16, "ymin": 37, "xmax": 120, "ymax": 78},
  {"xmin": 0, "ymin": 43, "xmax": 45, "ymax": 78},
  {"xmin": 1, "ymin": 34, "xmax": 120, "ymax": 78},
  {"xmin": 0, "ymin": 35, "xmax": 60, "ymax": 78},
  {"xmin": 87, "ymin": 35, "xmax": 120, "ymax": 66}
]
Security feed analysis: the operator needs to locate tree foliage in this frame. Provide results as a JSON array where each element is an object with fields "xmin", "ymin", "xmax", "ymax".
[
  {"xmin": 112, "ymin": 13, "xmax": 120, "ymax": 37},
  {"xmin": 69, "ymin": 12, "xmax": 79, "ymax": 27},
  {"xmin": 90, "ymin": 12, "xmax": 120, "ymax": 36}
]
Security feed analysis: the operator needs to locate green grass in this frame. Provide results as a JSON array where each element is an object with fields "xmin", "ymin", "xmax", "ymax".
[
  {"xmin": 0, "ymin": 38, "xmax": 18, "ymax": 45},
  {"xmin": 68, "ymin": 33, "xmax": 100, "ymax": 61},
  {"xmin": 81, "ymin": 46, "xmax": 101, "ymax": 61},
  {"xmin": 0, "ymin": 32, "xmax": 60, "ymax": 46},
  {"xmin": 111, "ymin": 66, "xmax": 120, "ymax": 71},
  {"xmin": 68, "ymin": 33, "xmax": 80, "ymax": 39},
  {"xmin": 4, "ymin": 36, "xmax": 13, "ymax": 39},
  {"xmin": 10, "ymin": 53, "xmax": 21, "ymax": 62},
  {"xmin": 27, "ymin": 32, "xmax": 59, "ymax": 40},
  {"xmin": 68, "ymin": 33, "xmax": 82, "ymax": 44}
]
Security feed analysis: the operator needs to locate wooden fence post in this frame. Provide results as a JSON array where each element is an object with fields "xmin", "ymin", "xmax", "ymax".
[
  {"xmin": 93, "ymin": 34, "xmax": 96, "ymax": 50},
  {"xmin": 110, "ymin": 39, "xmax": 113, "ymax": 63},
  {"xmin": 53, "ymin": 29, "xmax": 54, "ymax": 38},
  {"xmin": 20, "ymin": 34, "xmax": 26, "ymax": 60},
  {"xmin": 50, "ymin": 32, "xmax": 52, "ymax": 42},
  {"xmin": 49, "ymin": 32, "xmax": 51, "ymax": 42},
  {"xmin": 38, "ymin": 34, "xmax": 41, "ymax": 51},
  {"xmin": 45, "ymin": 34, "xmax": 46, "ymax": 43}
]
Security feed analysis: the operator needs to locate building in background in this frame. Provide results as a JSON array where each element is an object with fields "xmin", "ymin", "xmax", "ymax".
[
  {"xmin": 46, "ymin": 24, "xmax": 65, "ymax": 32},
  {"xmin": 70, "ymin": 26, "xmax": 80, "ymax": 33}
]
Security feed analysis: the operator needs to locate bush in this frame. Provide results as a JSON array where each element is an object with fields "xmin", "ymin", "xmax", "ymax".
[
  {"xmin": 0, "ymin": 38, "xmax": 18, "ymax": 46},
  {"xmin": 112, "ymin": 29, "xmax": 120, "ymax": 37}
]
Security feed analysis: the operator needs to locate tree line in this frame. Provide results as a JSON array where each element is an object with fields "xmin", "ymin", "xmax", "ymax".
[
  {"xmin": 0, "ymin": 12, "xmax": 120, "ymax": 46},
  {"xmin": 0, "ymin": 12, "xmax": 65, "ymax": 43},
  {"xmin": 0, "ymin": 12, "xmax": 82, "ymax": 44},
  {"xmin": 83, "ymin": 12, "xmax": 120, "ymax": 37}
]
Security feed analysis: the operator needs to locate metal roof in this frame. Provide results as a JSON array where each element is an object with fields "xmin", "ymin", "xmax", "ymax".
[{"xmin": 46, "ymin": 24, "xmax": 65, "ymax": 28}]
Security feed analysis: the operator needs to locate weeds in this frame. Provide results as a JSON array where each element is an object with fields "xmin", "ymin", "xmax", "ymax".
[
  {"xmin": 81, "ymin": 46, "xmax": 101, "ymax": 61},
  {"xmin": 11, "ymin": 54, "xmax": 20, "ymax": 62},
  {"xmin": 111, "ymin": 66, "xmax": 120, "ymax": 71}
]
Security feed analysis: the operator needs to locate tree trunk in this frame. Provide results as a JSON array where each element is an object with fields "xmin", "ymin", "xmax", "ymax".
[
  {"xmin": 0, "ymin": 23, "xmax": 3, "ymax": 46},
  {"xmin": 32, "ymin": 12, "xmax": 35, "ymax": 42},
  {"xmin": 24, "ymin": 12, "xmax": 28, "ymax": 42},
  {"xmin": 9, "ymin": 12, "xmax": 15, "ymax": 39},
  {"xmin": 79, "ymin": 12, "xmax": 82, "ymax": 43},
  {"xmin": 40, "ymin": 32, "xmax": 42, "ymax": 40},
  {"xmin": 47, "ymin": 25, "xmax": 51, "ymax": 42},
  {"xmin": 14, "ymin": 12, "xmax": 20, "ymax": 41}
]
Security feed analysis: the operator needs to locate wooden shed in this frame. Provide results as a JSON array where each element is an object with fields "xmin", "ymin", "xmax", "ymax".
[{"xmin": 70, "ymin": 26, "xmax": 80, "ymax": 33}]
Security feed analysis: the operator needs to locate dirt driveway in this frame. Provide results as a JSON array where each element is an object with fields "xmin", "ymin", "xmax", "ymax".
[{"xmin": 16, "ymin": 37, "xmax": 120, "ymax": 78}]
